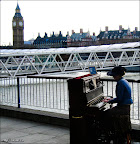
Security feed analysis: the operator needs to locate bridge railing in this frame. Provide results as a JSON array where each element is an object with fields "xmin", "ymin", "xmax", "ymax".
[{"xmin": 0, "ymin": 76, "xmax": 139, "ymax": 120}]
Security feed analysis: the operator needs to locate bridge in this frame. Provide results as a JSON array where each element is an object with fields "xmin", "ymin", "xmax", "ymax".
[{"xmin": 0, "ymin": 42, "xmax": 140, "ymax": 77}]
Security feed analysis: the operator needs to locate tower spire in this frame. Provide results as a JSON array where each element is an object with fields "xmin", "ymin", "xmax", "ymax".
[
  {"xmin": 16, "ymin": 1, "xmax": 20, "ymax": 12},
  {"xmin": 13, "ymin": 1, "xmax": 24, "ymax": 48}
]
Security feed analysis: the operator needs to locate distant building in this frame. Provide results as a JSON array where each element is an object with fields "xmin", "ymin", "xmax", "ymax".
[
  {"xmin": 12, "ymin": 3, "xmax": 24, "ymax": 48},
  {"xmin": 67, "ymin": 29, "xmax": 97, "ymax": 47},
  {"xmin": 33, "ymin": 26, "xmax": 139, "ymax": 48},
  {"xmin": 22, "ymin": 38, "xmax": 35, "ymax": 49},
  {"xmin": 24, "ymin": 38, "xmax": 35, "ymax": 45},
  {"xmin": 33, "ymin": 31, "xmax": 67, "ymax": 48},
  {"xmin": 131, "ymin": 27, "xmax": 140, "ymax": 39},
  {"xmin": 97, "ymin": 25, "xmax": 140, "ymax": 45}
]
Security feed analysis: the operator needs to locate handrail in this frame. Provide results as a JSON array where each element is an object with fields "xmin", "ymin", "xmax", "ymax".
[
  {"xmin": 27, "ymin": 75, "xmax": 71, "ymax": 79},
  {"xmin": 25, "ymin": 75, "xmax": 140, "ymax": 82},
  {"xmin": 101, "ymin": 78, "xmax": 140, "ymax": 83}
]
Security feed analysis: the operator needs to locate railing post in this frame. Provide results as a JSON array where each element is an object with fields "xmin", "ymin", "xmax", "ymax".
[{"xmin": 17, "ymin": 77, "xmax": 20, "ymax": 108}]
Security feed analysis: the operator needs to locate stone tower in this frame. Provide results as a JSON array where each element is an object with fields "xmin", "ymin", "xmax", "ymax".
[{"xmin": 12, "ymin": 3, "xmax": 24, "ymax": 48}]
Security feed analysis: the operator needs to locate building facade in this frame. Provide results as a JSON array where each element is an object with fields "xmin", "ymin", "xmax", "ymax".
[
  {"xmin": 67, "ymin": 29, "xmax": 97, "ymax": 47},
  {"xmin": 12, "ymin": 3, "xmax": 24, "ymax": 48},
  {"xmin": 33, "ymin": 31, "xmax": 67, "ymax": 48},
  {"xmin": 33, "ymin": 26, "xmax": 139, "ymax": 48},
  {"xmin": 97, "ymin": 25, "xmax": 140, "ymax": 45}
]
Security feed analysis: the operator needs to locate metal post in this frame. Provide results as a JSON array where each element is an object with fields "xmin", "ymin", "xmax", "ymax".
[{"xmin": 17, "ymin": 77, "xmax": 20, "ymax": 108}]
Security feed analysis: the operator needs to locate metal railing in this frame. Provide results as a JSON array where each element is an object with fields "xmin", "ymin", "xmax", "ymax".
[
  {"xmin": 0, "ymin": 76, "xmax": 69, "ymax": 114},
  {"xmin": 0, "ymin": 76, "xmax": 139, "ymax": 120}
]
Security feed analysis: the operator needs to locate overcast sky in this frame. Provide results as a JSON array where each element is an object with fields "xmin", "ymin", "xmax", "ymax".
[{"xmin": 0, "ymin": 0, "xmax": 139, "ymax": 46}]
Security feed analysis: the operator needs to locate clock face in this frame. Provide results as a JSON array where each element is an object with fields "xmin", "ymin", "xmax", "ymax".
[
  {"xmin": 19, "ymin": 21, "xmax": 23, "ymax": 26},
  {"xmin": 13, "ymin": 21, "xmax": 16, "ymax": 26}
]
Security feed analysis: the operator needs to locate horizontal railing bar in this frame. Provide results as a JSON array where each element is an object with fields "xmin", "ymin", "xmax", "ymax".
[
  {"xmin": 27, "ymin": 75, "xmax": 71, "ymax": 79},
  {"xmin": 1, "ymin": 48, "xmax": 139, "ymax": 57},
  {"xmin": 101, "ymin": 78, "xmax": 140, "ymax": 83}
]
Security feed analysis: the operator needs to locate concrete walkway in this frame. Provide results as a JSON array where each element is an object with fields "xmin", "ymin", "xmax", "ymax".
[
  {"xmin": 1, "ymin": 116, "xmax": 140, "ymax": 144},
  {"xmin": 0, "ymin": 116, "xmax": 69, "ymax": 144}
]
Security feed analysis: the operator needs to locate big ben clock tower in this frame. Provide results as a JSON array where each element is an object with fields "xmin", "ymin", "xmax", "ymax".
[{"xmin": 12, "ymin": 3, "xmax": 24, "ymax": 48}]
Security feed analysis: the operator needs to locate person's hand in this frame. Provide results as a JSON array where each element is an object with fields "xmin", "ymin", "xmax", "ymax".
[{"xmin": 102, "ymin": 97, "xmax": 112, "ymax": 103}]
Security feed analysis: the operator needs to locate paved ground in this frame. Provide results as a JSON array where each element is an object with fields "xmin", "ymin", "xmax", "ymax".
[
  {"xmin": 1, "ymin": 116, "xmax": 140, "ymax": 144},
  {"xmin": 0, "ymin": 116, "xmax": 69, "ymax": 144}
]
